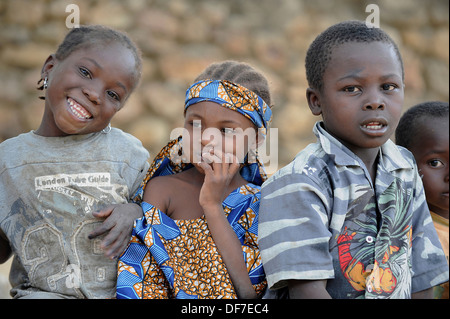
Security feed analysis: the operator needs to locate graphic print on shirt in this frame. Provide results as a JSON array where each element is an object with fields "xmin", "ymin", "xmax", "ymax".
[
  {"xmin": 334, "ymin": 178, "xmax": 413, "ymax": 298},
  {"xmin": 6, "ymin": 172, "xmax": 129, "ymax": 298},
  {"xmin": 34, "ymin": 173, "xmax": 127, "ymax": 213}
]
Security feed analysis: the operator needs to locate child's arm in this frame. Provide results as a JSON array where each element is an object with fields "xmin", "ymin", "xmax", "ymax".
[
  {"xmin": 88, "ymin": 203, "xmax": 142, "ymax": 259},
  {"xmin": 0, "ymin": 230, "xmax": 12, "ymax": 264},
  {"xmin": 202, "ymin": 203, "xmax": 257, "ymax": 298},
  {"xmin": 288, "ymin": 280, "xmax": 332, "ymax": 299},
  {"xmin": 198, "ymin": 151, "xmax": 257, "ymax": 299}
]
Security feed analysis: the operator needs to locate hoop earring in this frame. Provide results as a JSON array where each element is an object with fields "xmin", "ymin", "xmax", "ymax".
[
  {"xmin": 102, "ymin": 123, "xmax": 111, "ymax": 134},
  {"xmin": 43, "ymin": 77, "xmax": 48, "ymax": 89}
]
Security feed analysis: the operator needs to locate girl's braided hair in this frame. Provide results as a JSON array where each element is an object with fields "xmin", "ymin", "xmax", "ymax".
[
  {"xmin": 38, "ymin": 25, "xmax": 142, "ymax": 95},
  {"xmin": 194, "ymin": 60, "xmax": 272, "ymax": 107}
]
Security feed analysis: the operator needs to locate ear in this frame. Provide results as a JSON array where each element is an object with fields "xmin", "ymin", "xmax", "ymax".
[
  {"xmin": 41, "ymin": 54, "xmax": 57, "ymax": 79},
  {"xmin": 306, "ymin": 88, "xmax": 322, "ymax": 116}
]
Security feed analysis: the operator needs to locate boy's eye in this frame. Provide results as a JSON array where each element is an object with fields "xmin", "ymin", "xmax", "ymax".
[
  {"xmin": 79, "ymin": 67, "xmax": 92, "ymax": 79},
  {"xmin": 382, "ymin": 84, "xmax": 396, "ymax": 91},
  {"xmin": 428, "ymin": 159, "xmax": 444, "ymax": 168},
  {"xmin": 343, "ymin": 86, "xmax": 361, "ymax": 93}
]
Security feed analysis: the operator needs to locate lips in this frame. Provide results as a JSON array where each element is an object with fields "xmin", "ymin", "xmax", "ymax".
[
  {"xmin": 360, "ymin": 118, "xmax": 388, "ymax": 135},
  {"xmin": 362, "ymin": 122, "xmax": 384, "ymax": 130},
  {"xmin": 67, "ymin": 97, "xmax": 92, "ymax": 120}
]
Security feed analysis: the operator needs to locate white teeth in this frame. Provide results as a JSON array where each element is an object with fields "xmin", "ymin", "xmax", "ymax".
[
  {"xmin": 363, "ymin": 123, "xmax": 383, "ymax": 130},
  {"xmin": 68, "ymin": 98, "xmax": 92, "ymax": 119}
]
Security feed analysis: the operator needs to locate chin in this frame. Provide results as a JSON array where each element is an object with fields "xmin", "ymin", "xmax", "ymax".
[{"xmin": 361, "ymin": 136, "xmax": 390, "ymax": 149}]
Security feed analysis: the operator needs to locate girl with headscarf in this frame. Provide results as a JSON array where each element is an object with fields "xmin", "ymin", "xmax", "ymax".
[{"xmin": 116, "ymin": 61, "xmax": 273, "ymax": 299}]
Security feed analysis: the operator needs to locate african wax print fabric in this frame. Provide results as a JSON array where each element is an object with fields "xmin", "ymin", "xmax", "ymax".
[
  {"xmin": 117, "ymin": 184, "xmax": 265, "ymax": 299},
  {"xmin": 117, "ymin": 136, "xmax": 267, "ymax": 299},
  {"xmin": 185, "ymin": 79, "xmax": 272, "ymax": 137},
  {"xmin": 131, "ymin": 137, "xmax": 268, "ymax": 203}
]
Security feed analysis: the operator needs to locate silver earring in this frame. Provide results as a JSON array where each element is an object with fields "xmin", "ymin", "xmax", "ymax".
[
  {"xmin": 43, "ymin": 77, "xmax": 48, "ymax": 89},
  {"xmin": 102, "ymin": 123, "xmax": 111, "ymax": 134}
]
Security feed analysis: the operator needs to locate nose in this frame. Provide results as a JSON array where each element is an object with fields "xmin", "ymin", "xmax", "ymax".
[
  {"xmin": 201, "ymin": 127, "xmax": 222, "ymax": 146},
  {"xmin": 363, "ymin": 89, "xmax": 385, "ymax": 110},
  {"xmin": 363, "ymin": 100, "xmax": 385, "ymax": 111},
  {"xmin": 201, "ymin": 130, "xmax": 216, "ymax": 147},
  {"xmin": 82, "ymin": 87, "xmax": 101, "ymax": 105},
  {"xmin": 200, "ymin": 127, "xmax": 222, "ymax": 155}
]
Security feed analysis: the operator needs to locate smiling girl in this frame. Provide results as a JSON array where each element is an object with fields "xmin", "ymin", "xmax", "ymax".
[{"xmin": 0, "ymin": 25, "xmax": 149, "ymax": 298}]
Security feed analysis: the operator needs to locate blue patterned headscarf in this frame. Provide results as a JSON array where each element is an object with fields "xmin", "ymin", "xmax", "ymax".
[
  {"xmin": 131, "ymin": 80, "xmax": 272, "ymax": 203},
  {"xmin": 185, "ymin": 79, "xmax": 272, "ymax": 136}
]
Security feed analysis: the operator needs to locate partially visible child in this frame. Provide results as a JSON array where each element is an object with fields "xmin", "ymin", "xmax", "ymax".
[
  {"xmin": 116, "ymin": 61, "xmax": 272, "ymax": 299},
  {"xmin": 0, "ymin": 25, "xmax": 149, "ymax": 298},
  {"xmin": 258, "ymin": 20, "xmax": 449, "ymax": 299},
  {"xmin": 396, "ymin": 101, "xmax": 449, "ymax": 299}
]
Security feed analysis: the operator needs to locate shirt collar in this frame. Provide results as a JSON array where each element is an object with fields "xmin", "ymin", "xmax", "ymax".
[{"xmin": 313, "ymin": 121, "xmax": 413, "ymax": 172}]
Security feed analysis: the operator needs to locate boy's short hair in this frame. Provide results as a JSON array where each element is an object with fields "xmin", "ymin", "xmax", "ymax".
[
  {"xmin": 395, "ymin": 101, "xmax": 449, "ymax": 149},
  {"xmin": 305, "ymin": 20, "xmax": 404, "ymax": 92}
]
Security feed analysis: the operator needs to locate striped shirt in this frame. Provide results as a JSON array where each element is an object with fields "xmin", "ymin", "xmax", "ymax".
[{"xmin": 259, "ymin": 122, "xmax": 449, "ymax": 299}]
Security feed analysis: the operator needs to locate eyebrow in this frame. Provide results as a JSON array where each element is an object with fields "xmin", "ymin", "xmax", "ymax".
[
  {"xmin": 423, "ymin": 149, "xmax": 447, "ymax": 156},
  {"xmin": 337, "ymin": 68, "xmax": 363, "ymax": 82},
  {"xmin": 187, "ymin": 113, "xmax": 242, "ymax": 125},
  {"xmin": 220, "ymin": 119, "xmax": 242, "ymax": 125},
  {"xmin": 82, "ymin": 57, "xmax": 128, "ymax": 94},
  {"xmin": 83, "ymin": 57, "xmax": 102, "ymax": 69},
  {"xmin": 115, "ymin": 81, "xmax": 128, "ymax": 95},
  {"xmin": 337, "ymin": 71, "xmax": 401, "ymax": 82}
]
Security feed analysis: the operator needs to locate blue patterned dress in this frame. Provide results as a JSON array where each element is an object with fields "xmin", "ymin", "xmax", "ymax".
[{"xmin": 116, "ymin": 137, "xmax": 267, "ymax": 299}]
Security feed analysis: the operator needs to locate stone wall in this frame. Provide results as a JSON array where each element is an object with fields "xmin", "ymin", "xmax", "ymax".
[
  {"xmin": 1, "ymin": 0, "xmax": 448, "ymax": 170},
  {"xmin": 0, "ymin": 0, "xmax": 448, "ymax": 299}
]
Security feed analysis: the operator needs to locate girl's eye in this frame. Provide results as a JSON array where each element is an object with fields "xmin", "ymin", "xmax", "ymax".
[
  {"xmin": 191, "ymin": 120, "xmax": 201, "ymax": 129},
  {"xmin": 222, "ymin": 128, "xmax": 235, "ymax": 135},
  {"xmin": 107, "ymin": 90, "xmax": 120, "ymax": 101},
  {"xmin": 343, "ymin": 86, "xmax": 361, "ymax": 93},
  {"xmin": 428, "ymin": 159, "xmax": 444, "ymax": 168},
  {"xmin": 382, "ymin": 84, "xmax": 397, "ymax": 91},
  {"xmin": 79, "ymin": 67, "xmax": 92, "ymax": 79}
]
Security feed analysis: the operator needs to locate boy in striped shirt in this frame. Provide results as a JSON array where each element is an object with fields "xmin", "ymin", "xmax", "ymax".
[{"xmin": 258, "ymin": 21, "xmax": 448, "ymax": 299}]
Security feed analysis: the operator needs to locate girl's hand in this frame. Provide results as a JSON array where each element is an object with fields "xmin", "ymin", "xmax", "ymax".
[
  {"xmin": 196, "ymin": 148, "xmax": 257, "ymax": 298},
  {"xmin": 197, "ymin": 149, "xmax": 240, "ymax": 211}
]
